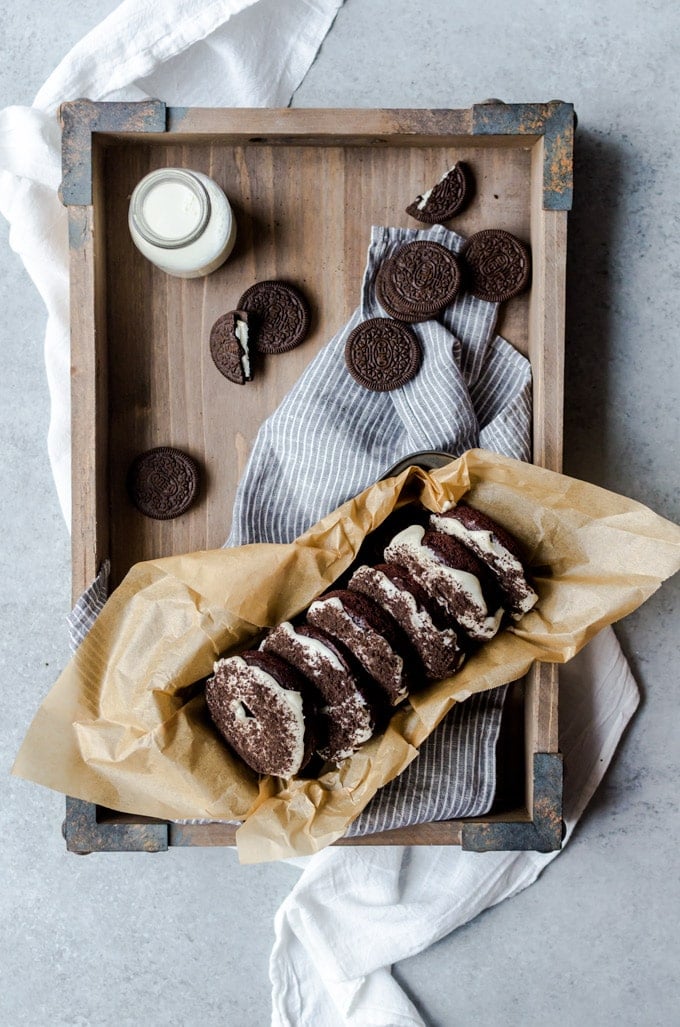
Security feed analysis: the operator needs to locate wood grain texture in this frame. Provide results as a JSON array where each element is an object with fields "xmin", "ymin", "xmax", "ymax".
[
  {"xmin": 99, "ymin": 136, "xmax": 534, "ymax": 586},
  {"xmin": 165, "ymin": 105, "xmax": 473, "ymax": 141},
  {"xmin": 66, "ymin": 108, "xmax": 569, "ymax": 851}
]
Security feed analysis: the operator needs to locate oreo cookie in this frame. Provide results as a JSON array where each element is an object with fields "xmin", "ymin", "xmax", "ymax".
[
  {"xmin": 462, "ymin": 229, "xmax": 531, "ymax": 302},
  {"xmin": 376, "ymin": 241, "xmax": 462, "ymax": 322},
  {"xmin": 344, "ymin": 317, "xmax": 421, "ymax": 392},
  {"xmin": 209, "ymin": 309, "xmax": 252, "ymax": 384},
  {"xmin": 237, "ymin": 280, "xmax": 310, "ymax": 354},
  {"xmin": 127, "ymin": 446, "xmax": 199, "ymax": 520},
  {"xmin": 406, "ymin": 162, "xmax": 472, "ymax": 223}
]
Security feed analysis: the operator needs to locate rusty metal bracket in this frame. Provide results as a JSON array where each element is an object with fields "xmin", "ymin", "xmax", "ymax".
[
  {"xmin": 461, "ymin": 752, "xmax": 564, "ymax": 852},
  {"xmin": 59, "ymin": 98, "xmax": 167, "ymax": 206},
  {"xmin": 472, "ymin": 100, "xmax": 575, "ymax": 211},
  {"xmin": 63, "ymin": 797, "xmax": 168, "ymax": 853}
]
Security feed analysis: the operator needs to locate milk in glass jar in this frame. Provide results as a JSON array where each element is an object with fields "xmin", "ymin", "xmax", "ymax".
[{"xmin": 128, "ymin": 168, "xmax": 236, "ymax": 278}]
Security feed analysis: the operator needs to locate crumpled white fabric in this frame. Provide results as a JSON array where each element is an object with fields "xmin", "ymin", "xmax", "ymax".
[
  {"xmin": 271, "ymin": 627, "xmax": 640, "ymax": 1026},
  {"xmin": 0, "ymin": 0, "xmax": 344, "ymax": 524},
  {"xmin": 0, "ymin": 6, "xmax": 642, "ymax": 1027}
]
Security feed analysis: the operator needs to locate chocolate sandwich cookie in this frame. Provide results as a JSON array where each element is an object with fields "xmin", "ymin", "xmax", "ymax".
[
  {"xmin": 261, "ymin": 622, "xmax": 375, "ymax": 763},
  {"xmin": 462, "ymin": 229, "xmax": 531, "ymax": 302},
  {"xmin": 376, "ymin": 241, "xmax": 462, "ymax": 322},
  {"xmin": 431, "ymin": 504, "xmax": 538, "ymax": 619},
  {"xmin": 345, "ymin": 317, "xmax": 421, "ymax": 392},
  {"xmin": 406, "ymin": 162, "xmax": 472, "ymax": 223},
  {"xmin": 209, "ymin": 309, "xmax": 252, "ymax": 384},
  {"xmin": 206, "ymin": 650, "xmax": 319, "ymax": 777},
  {"xmin": 306, "ymin": 589, "xmax": 414, "ymax": 706},
  {"xmin": 374, "ymin": 259, "xmax": 430, "ymax": 325},
  {"xmin": 127, "ymin": 446, "xmax": 199, "ymax": 520},
  {"xmin": 349, "ymin": 563, "xmax": 469, "ymax": 682},
  {"xmin": 237, "ymin": 280, "xmax": 310, "ymax": 354},
  {"xmin": 384, "ymin": 523, "xmax": 505, "ymax": 641}
]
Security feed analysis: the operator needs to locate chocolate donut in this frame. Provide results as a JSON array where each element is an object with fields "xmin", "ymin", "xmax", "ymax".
[
  {"xmin": 431, "ymin": 504, "xmax": 538, "ymax": 619},
  {"xmin": 306, "ymin": 589, "xmax": 414, "ymax": 705},
  {"xmin": 205, "ymin": 650, "xmax": 318, "ymax": 777},
  {"xmin": 384, "ymin": 524, "xmax": 505, "ymax": 640},
  {"xmin": 349, "ymin": 562, "xmax": 469, "ymax": 681},
  {"xmin": 261, "ymin": 622, "xmax": 375, "ymax": 763}
]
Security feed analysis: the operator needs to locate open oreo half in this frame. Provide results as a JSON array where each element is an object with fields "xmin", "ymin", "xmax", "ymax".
[{"xmin": 406, "ymin": 162, "xmax": 472, "ymax": 223}]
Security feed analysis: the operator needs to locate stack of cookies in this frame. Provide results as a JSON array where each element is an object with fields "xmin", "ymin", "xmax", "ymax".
[{"xmin": 205, "ymin": 502, "xmax": 538, "ymax": 777}]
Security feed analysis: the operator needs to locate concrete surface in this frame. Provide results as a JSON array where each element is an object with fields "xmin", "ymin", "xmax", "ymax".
[{"xmin": 1, "ymin": 1, "xmax": 678, "ymax": 1025}]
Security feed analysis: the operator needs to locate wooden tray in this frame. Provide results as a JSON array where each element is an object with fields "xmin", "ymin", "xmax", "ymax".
[{"xmin": 60, "ymin": 101, "xmax": 573, "ymax": 854}]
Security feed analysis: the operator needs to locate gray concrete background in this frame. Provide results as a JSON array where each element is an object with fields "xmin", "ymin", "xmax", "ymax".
[{"xmin": 1, "ymin": 1, "xmax": 678, "ymax": 1024}]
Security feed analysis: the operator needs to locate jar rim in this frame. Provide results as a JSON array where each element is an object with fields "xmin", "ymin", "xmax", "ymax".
[{"xmin": 130, "ymin": 169, "xmax": 211, "ymax": 249}]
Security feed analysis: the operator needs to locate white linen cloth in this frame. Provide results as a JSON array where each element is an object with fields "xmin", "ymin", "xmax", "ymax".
[
  {"xmin": 0, "ymin": 0, "xmax": 344, "ymax": 524},
  {"xmin": 0, "ymin": 5, "xmax": 641, "ymax": 1026},
  {"xmin": 271, "ymin": 628, "xmax": 640, "ymax": 1027}
]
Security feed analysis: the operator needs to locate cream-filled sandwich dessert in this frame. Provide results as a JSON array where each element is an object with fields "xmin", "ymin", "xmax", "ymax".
[{"xmin": 204, "ymin": 501, "xmax": 538, "ymax": 777}]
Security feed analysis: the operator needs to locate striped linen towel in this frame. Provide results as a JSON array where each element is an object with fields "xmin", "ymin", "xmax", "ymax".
[
  {"xmin": 229, "ymin": 224, "xmax": 531, "ymax": 546},
  {"xmin": 68, "ymin": 222, "xmax": 532, "ymax": 833}
]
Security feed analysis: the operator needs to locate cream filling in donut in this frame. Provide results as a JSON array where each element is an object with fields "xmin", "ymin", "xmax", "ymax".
[
  {"xmin": 308, "ymin": 596, "xmax": 407, "ymax": 702},
  {"xmin": 355, "ymin": 567, "xmax": 460, "ymax": 653},
  {"xmin": 275, "ymin": 621, "xmax": 345, "ymax": 673},
  {"xmin": 322, "ymin": 598, "xmax": 405, "ymax": 681},
  {"xmin": 430, "ymin": 514, "xmax": 538, "ymax": 617},
  {"xmin": 385, "ymin": 524, "xmax": 503, "ymax": 639}
]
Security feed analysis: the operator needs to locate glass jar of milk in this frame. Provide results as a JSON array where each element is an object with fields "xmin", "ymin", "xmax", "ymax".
[{"xmin": 128, "ymin": 168, "xmax": 236, "ymax": 278}]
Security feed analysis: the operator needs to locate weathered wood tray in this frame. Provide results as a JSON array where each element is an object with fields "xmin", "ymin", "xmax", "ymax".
[{"xmin": 60, "ymin": 100, "xmax": 573, "ymax": 854}]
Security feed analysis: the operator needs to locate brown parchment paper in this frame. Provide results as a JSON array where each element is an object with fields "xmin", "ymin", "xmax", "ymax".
[{"xmin": 13, "ymin": 450, "xmax": 680, "ymax": 862}]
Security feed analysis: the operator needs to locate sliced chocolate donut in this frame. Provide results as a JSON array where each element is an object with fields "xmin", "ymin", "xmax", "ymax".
[
  {"xmin": 306, "ymin": 589, "xmax": 413, "ymax": 706},
  {"xmin": 205, "ymin": 650, "xmax": 318, "ymax": 777},
  {"xmin": 406, "ymin": 162, "xmax": 472, "ymax": 223},
  {"xmin": 431, "ymin": 504, "xmax": 538, "ymax": 620},
  {"xmin": 349, "ymin": 562, "xmax": 469, "ymax": 682},
  {"xmin": 261, "ymin": 622, "xmax": 374, "ymax": 763},
  {"xmin": 384, "ymin": 524, "xmax": 505, "ymax": 641}
]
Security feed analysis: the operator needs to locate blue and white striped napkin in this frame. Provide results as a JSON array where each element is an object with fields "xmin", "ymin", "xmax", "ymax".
[
  {"xmin": 229, "ymin": 224, "xmax": 531, "ymax": 547},
  {"xmin": 70, "ymin": 222, "xmax": 532, "ymax": 834}
]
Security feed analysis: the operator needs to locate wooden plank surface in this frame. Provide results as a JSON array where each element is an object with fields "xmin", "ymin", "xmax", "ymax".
[
  {"xmin": 66, "ymin": 109, "xmax": 568, "ymax": 849},
  {"xmin": 100, "ymin": 137, "xmax": 534, "ymax": 586}
]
